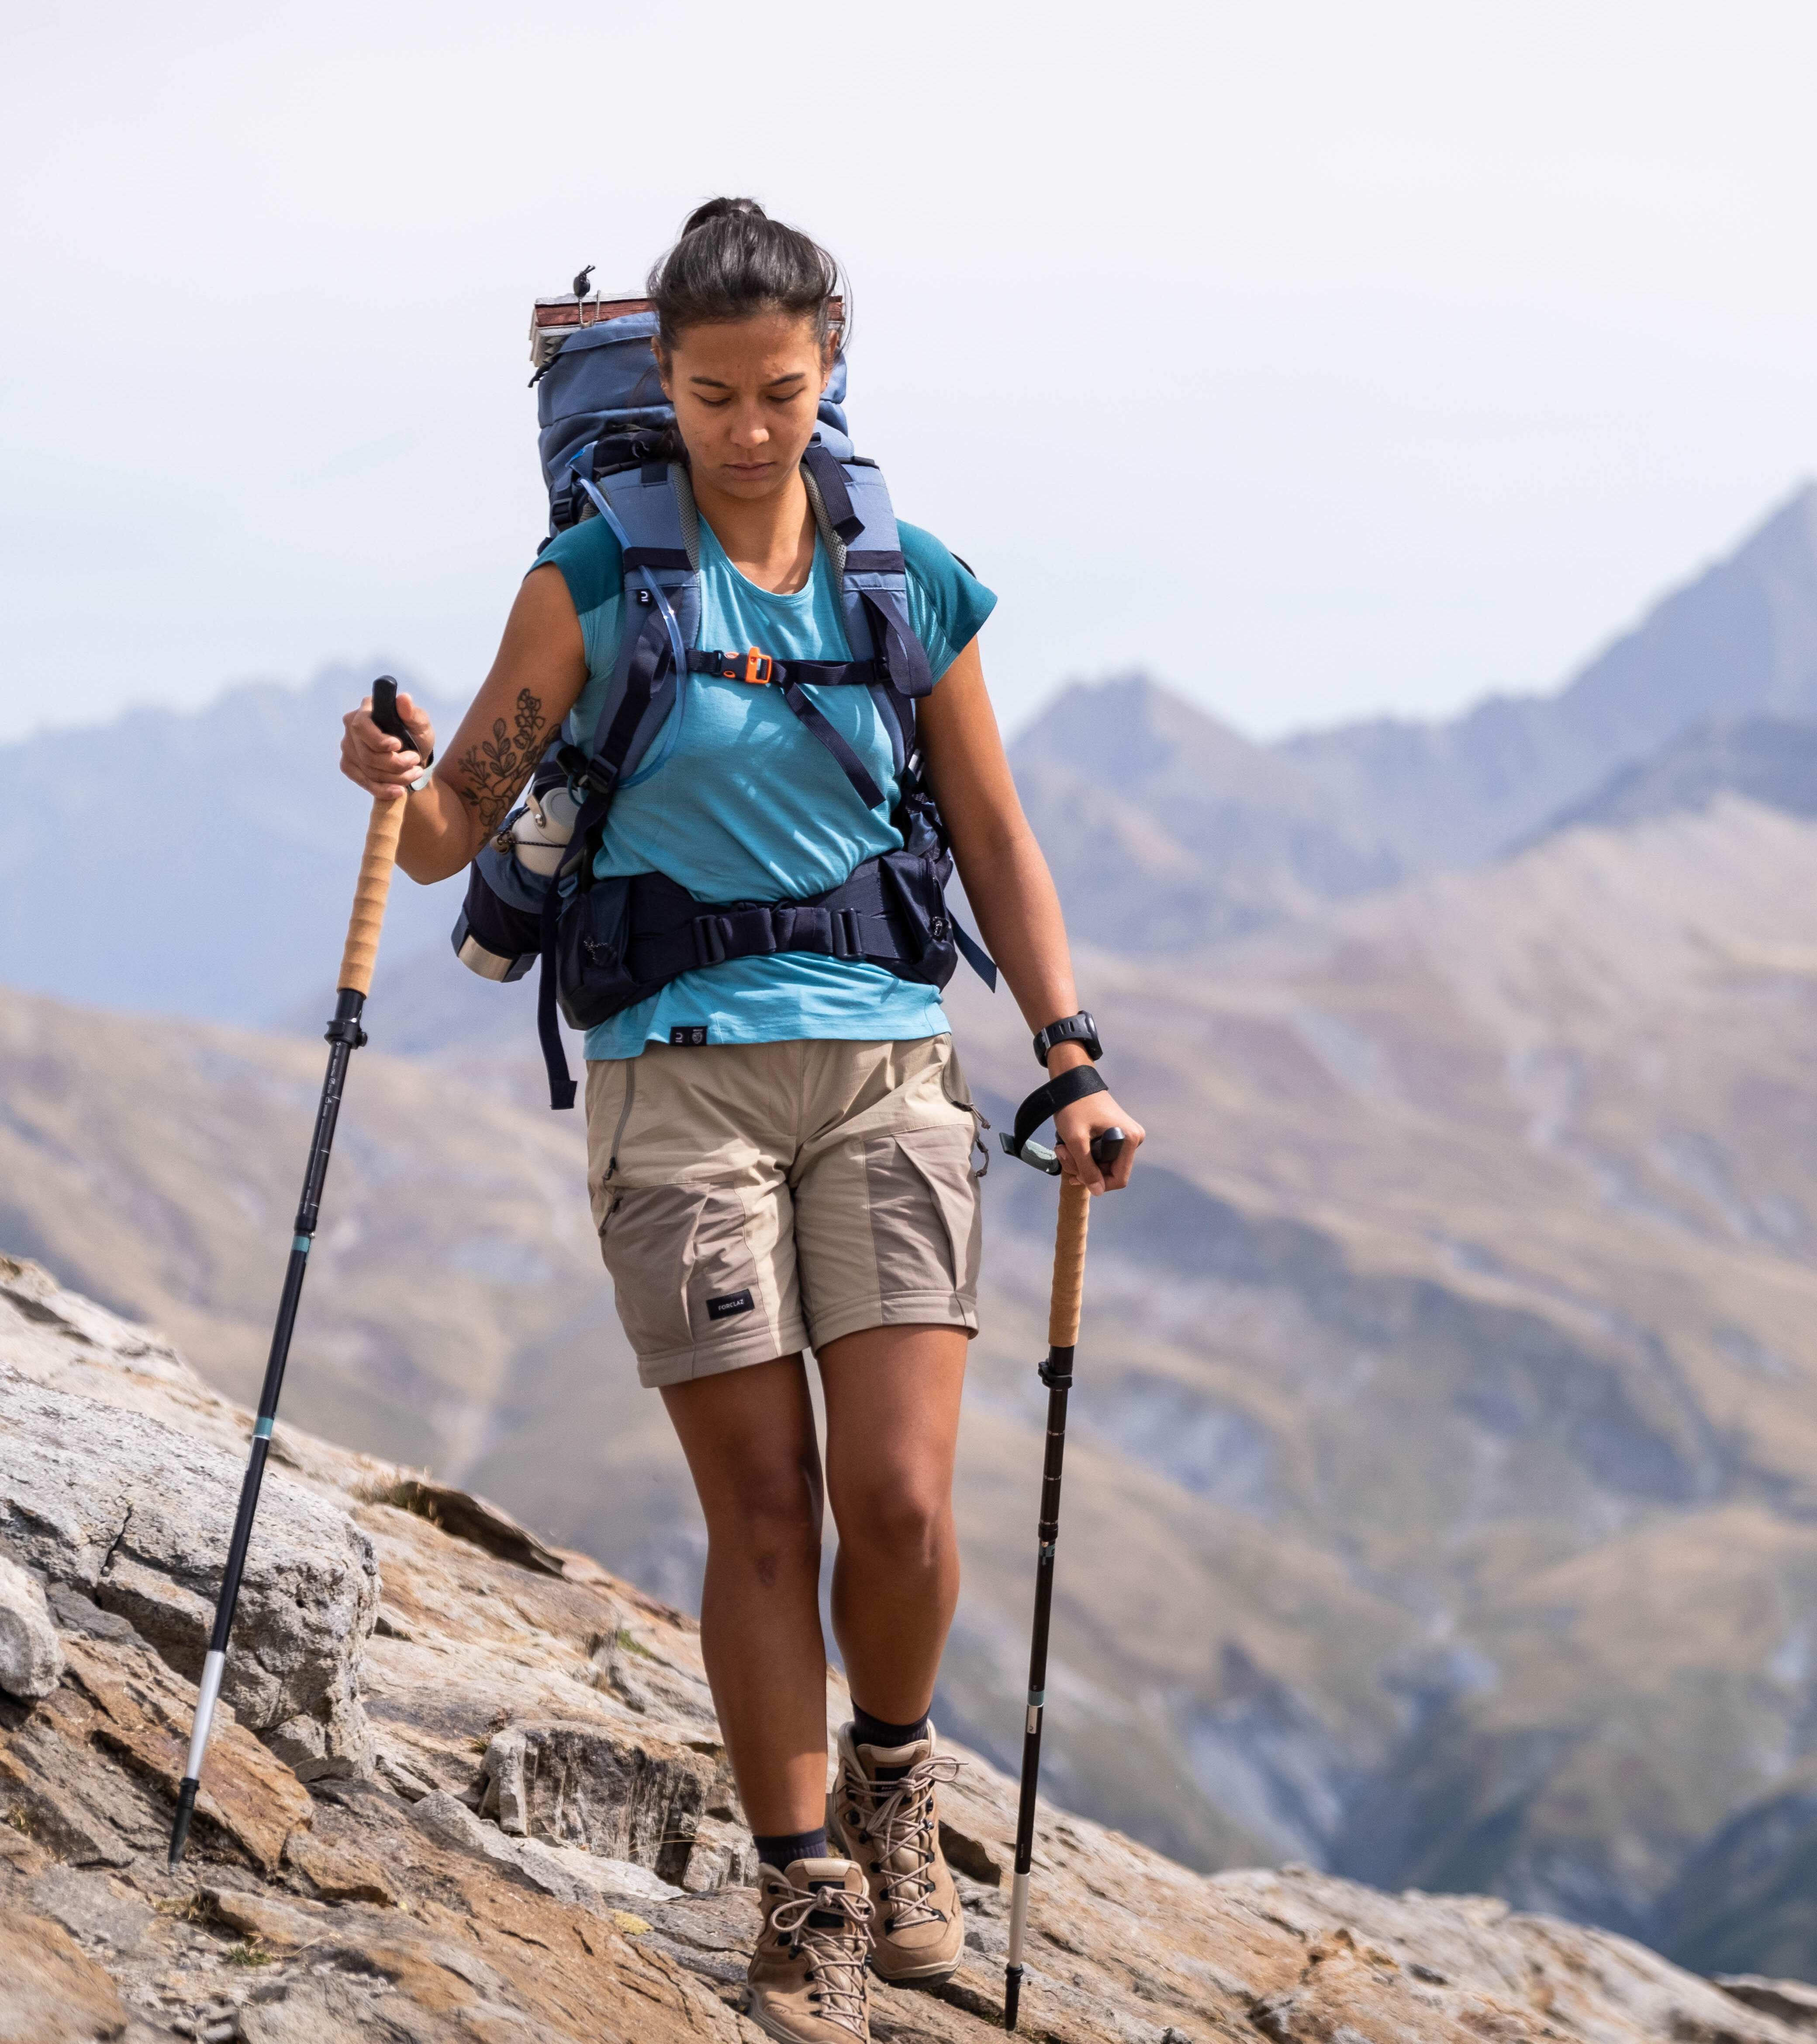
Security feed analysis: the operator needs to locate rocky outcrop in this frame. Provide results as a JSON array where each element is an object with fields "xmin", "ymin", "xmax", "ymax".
[
  {"xmin": 0, "ymin": 1369, "xmax": 377, "ymax": 1778},
  {"xmin": 6, "ymin": 1254, "xmax": 1817, "ymax": 2043}
]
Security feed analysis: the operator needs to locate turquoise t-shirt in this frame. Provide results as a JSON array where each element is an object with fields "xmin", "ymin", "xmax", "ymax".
[{"xmin": 533, "ymin": 508, "xmax": 996, "ymax": 1059}]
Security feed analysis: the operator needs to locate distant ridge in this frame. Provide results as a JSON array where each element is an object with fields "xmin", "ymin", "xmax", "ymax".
[
  {"xmin": 1520, "ymin": 715, "xmax": 1817, "ymax": 848},
  {"xmin": 0, "ymin": 662, "xmax": 466, "ymax": 1026},
  {"xmin": 1278, "ymin": 483, "xmax": 1817, "ymax": 867},
  {"xmin": 1002, "ymin": 484, "xmax": 1817, "ymax": 948}
]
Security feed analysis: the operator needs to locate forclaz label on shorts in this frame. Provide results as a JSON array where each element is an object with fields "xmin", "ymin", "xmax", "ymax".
[
  {"xmin": 705, "ymin": 1288, "xmax": 755, "ymax": 1321},
  {"xmin": 670, "ymin": 1025, "xmax": 708, "ymax": 1047}
]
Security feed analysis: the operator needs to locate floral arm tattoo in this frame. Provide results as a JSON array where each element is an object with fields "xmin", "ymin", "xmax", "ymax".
[{"xmin": 454, "ymin": 687, "xmax": 548, "ymax": 836}]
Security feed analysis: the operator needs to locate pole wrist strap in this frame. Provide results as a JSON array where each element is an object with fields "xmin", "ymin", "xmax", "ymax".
[{"xmin": 1002, "ymin": 1067, "xmax": 1108, "ymax": 1161}]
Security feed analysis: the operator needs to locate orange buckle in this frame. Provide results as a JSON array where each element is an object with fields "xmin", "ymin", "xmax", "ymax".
[{"xmin": 736, "ymin": 646, "xmax": 773, "ymax": 684}]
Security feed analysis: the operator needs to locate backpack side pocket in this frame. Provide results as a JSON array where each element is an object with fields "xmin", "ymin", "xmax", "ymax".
[{"xmin": 556, "ymin": 875, "xmax": 640, "ymax": 1026}]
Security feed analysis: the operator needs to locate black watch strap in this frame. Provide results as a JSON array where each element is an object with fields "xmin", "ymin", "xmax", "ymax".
[{"xmin": 1033, "ymin": 1009, "xmax": 1102, "ymax": 1067}]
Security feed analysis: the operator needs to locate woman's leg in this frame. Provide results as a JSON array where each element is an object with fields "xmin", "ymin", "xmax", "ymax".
[
  {"xmin": 817, "ymin": 1324, "xmax": 969, "ymax": 1722},
  {"xmin": 660, "ymin": 1354, "xmax": 830, "ymax": 1836}
]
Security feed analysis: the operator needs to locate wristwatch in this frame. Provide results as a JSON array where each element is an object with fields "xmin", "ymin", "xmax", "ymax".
[{"xmin": 1033, "ymin": 1010, "xmax": 1102, "ymax": 1067}]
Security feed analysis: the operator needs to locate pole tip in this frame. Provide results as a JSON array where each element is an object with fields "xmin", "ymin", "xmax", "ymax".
[
  {"xmin": 1004, "ymin": 1961, "xmax": 1023, "ymax": 2032},
  {"xmin": 167, "ymin": 1778, "xmax": 199, "ymax": 1872}
]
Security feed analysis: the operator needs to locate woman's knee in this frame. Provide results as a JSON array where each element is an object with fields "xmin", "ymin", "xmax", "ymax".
[{"xmin": 833, "ymin": 1475, "xmax": 952, "ymax": 1571}]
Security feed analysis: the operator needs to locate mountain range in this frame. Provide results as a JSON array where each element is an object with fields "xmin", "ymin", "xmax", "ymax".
[
  {"xmin": 8, "ymin": 486, "xmax": 1817, "ymax": 1975},
  {"xmin": 10, "ymin": 484, "xmax": 1817, "ymax": 1019}
]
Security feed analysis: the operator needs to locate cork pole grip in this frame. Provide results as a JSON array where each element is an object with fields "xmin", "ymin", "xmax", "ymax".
[
  {"xmin": 336, "ymin": 797, "xmax": 406, "ymax": 995},
  {"xmin": 1048, "ymin": 1179, "xmax": 1093, "ymax": 1349}
]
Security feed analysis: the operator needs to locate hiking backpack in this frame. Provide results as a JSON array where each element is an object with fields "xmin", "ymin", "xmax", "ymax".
[{"xmin": 451, "ymin": 287, "xmax": 995, "ymax": 1108}]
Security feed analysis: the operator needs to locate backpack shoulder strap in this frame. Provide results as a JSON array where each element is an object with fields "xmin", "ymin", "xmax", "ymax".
[
  {"xmin": 564, "ymin": 459, "xmax": 701, "ymax": 785},
  {"xmin": 533, "ymin": 458, "xmax": 705, "ymax": 1112},
  {"xmin": 801, "ymin": 444, "xmax": 934, "ymax": 788},
  {"xmin": 802, "ymin": 444, "xmax": 932, "ymax": 685},
  {"xmin": 801, "ymin": 444, "xmax": 996, "ymax": 992}
]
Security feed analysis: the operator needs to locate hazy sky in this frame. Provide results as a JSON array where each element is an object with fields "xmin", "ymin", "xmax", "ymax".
[{"xmin": 4, "ymin": 2, "xmax": 1816, "ymax": 745}]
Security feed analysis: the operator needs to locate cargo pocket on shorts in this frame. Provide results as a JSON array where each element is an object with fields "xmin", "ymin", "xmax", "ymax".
[
  {"xmin": 598, "ymin": 1184, "xmax": 762, "ymax": 1359},
  {"xmin": 936, "ymin": 1040, "xmax": 991, "ymax": 1179},
  {"xmin": 864, "ymin": 1123, "xmax": 983, "ymax": 1305}
]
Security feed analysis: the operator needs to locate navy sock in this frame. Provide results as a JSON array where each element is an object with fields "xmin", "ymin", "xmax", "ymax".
[
  {"xmin": 851, "ymin": 1703, "xmax": 931, "ymax": 1782},
  {"xmin": 754, "ymin": 1826, "xmax": 829, "ymax": 1871},
  {"xmin": 851, "ymin": 1703, "xmax": 930, "ymax": 1751}
]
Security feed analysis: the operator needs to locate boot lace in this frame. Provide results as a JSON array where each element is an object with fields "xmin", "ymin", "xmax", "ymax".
[
  {"xmin": 843, "ymin": 1753, "xmax": 961, "ymax": 1930},
  {"xmin": 767, "ymin": 1882, "xmax": 874, "ymax": 2038}
]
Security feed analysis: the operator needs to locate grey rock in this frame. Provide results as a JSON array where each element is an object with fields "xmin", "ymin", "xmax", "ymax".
[
  {"xmin": 30, "ymin": 1867, "xmax": 155, "ymax": 1953},
  {"xmin": 0, "ymin": 1552, "xmax": 63, "ymax": 1699},
  {"xmin": 480, "ymin": 1718, "xmax": 731, "ymax": 1890},
  {"xmin": 410, "ymin": 1788, "xmax": 683, "ymax": 1909},
  {"xmin": 0, "ymin": 1368, "xmax": 377, "ymax": 1777}
]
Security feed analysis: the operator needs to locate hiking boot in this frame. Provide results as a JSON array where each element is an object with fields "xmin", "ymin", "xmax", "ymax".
[
  {"xmin": 746, "ymin": 1857, "xmax": 874, "ymax": 2043},
  {"xmin": 826, "ymin": 1722, "xmax": 964, "ymax": 1984}
]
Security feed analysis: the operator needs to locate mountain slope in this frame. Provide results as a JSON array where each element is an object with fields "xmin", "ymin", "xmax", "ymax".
[
  {"xmin": 1523, "ymin": 714, "xmax": 1817, "ymax": 843},
  {"xmin": 936, "ymin": 791, "xmax": 1817, "ymax": 1951},
  {"xmin": 12, "ymin": 793, "xmax": 1817, "ymax": 1964},
  {"xmin": 1007, "ymin": 674, "xmax": 1399, "ymax": 952}
]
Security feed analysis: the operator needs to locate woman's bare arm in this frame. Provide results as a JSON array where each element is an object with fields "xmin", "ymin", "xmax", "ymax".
[
  {"xmin": 917, "ymin": 638, "xmax": 1144, "ymax": 1192},
  {"xmin": 339, "ymin": 564, "xmax": 589, "ymax": 884}
]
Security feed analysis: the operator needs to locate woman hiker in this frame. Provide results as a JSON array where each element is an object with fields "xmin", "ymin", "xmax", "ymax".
[{"xmin": 339, "ymin": 198, "xmax": 1143, "ymax": 2044}]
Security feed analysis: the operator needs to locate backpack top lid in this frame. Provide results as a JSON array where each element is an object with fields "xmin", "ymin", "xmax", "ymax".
[
  {"xmin": 529, "ymin": 291, "xmax": 845, "ymax": 372},
  {"xmin": 531, "ymin": 289, "xmax": 853, "ymax": 524}
]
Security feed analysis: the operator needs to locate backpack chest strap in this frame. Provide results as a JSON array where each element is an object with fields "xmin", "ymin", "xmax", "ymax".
[{"xmin": 682, "ymin": 650, "xmax": 886, "ymax": 810}]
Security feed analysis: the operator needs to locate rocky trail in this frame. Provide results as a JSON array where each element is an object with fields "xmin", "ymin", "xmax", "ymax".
[{"xmin": 3, "ymin": 1252, "xmax": 1813, "ymax": 2044}]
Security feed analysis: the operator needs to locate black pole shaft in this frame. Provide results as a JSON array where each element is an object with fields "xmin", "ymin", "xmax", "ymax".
[
  {"xmin": 1002, "ymin": 1125, "xmax": 1119, "ymax": 2032},
  {"xmin": 1004, "ymin": 1338, "xmax": 1074, "ymax": 2032},
  {"xmin": 167, "ymin": 987, "xmax": 367, "ymax": 1870},
  {"xmin": 1013, "ymin": 1343, "xmax": 1073, "ymax": 1869}
]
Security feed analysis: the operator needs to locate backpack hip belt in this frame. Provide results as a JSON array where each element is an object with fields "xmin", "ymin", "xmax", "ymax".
[{"xmin": 553, "ymin": 851, "xmax": 973, "ymax": 1033}]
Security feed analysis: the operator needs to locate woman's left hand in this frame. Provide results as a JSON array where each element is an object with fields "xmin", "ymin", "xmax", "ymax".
[{"xmin": 1053, "ymin": 1086, "xmax": 1145, "ymax": 1194}]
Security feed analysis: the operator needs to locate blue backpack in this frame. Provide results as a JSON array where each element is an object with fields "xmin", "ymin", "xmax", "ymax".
[{"xmin": 453, "ymin": 294, "xmax": 995, "ymax": 1108}]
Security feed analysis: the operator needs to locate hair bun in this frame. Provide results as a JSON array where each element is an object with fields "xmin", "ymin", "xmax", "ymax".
[{"xmin": 681, "ymin": 196, "xmax": 767, "ymax": 236}]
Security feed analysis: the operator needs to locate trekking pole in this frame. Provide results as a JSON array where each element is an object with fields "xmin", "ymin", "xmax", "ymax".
[
  {"xmin": 996, "ymin": 1074, "xmax": 1125, "ymax": 2034},
  {"xmin": 167, "ymin": 677, "xmax": 428, "ymax": 1872}
]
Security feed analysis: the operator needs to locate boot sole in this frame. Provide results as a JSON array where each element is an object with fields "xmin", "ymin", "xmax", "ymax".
[{"xmin": 746, "ymin": 1996, "xmax": 859, "ymax": 2043}]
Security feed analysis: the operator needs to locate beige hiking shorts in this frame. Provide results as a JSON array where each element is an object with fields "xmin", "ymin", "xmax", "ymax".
[{"xmin": 584, "ymin": 1034, "xmax": 985, "ymax": 1387}]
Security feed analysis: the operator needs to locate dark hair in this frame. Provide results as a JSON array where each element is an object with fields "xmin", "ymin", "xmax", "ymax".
[{"xmin": 646, "ymin": 197, "xmax": 843, "ymax": 357}]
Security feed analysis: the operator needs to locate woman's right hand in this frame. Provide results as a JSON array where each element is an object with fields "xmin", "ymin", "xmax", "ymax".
[{"xmin": 341, "ymin": 690, "xmax": 437, "ymax": 801}]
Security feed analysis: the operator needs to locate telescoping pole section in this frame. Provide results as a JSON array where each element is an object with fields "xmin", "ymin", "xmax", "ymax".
[
  {"xmin": 167, "ymin": 679, "xmax": 425, "ymax": 1872},
  {"xmin": 1003, "ymin": 1125, "xmax": 1123, "ymax": 2034}
]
